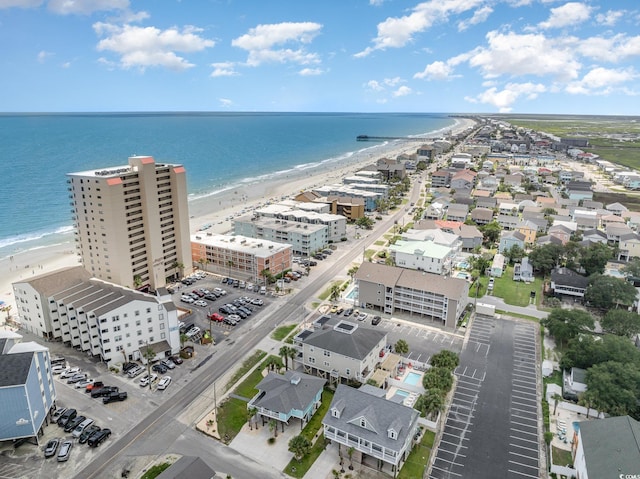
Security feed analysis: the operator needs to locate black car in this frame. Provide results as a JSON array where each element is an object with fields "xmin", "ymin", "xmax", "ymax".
[
  {"xmin": 239, "ymin": 306, "xmax": 252, "ymax": 316},
  {"xmin": 122, "ymin": 362, "xmax": 137, "ymax": 372},
  {"xmin": 221, "ymin": 277, "xmax": 228, "ymax": 284},
  {"xmin": 371, "ymin": 315, "xmax": 382, "ymax": 326},
  {"xmin": 57, "ymin": 408, "xmax": 77, "ymax": 427},
  {"xmin": 343, "ymin": 308, "xmax": 354, "ymax": 317},
  {"xmin": 87, "ymin": 428, "xmax": 111, "ymax": 447},
  {"xmin": 64, "ymin": 415, "xmax": 86, "ymax": 433},
  {"xmin": 44, "ymin": 438, "xmax": 60, "ymax": 458},
  {"xmin": 152, "ymin": 363, "xmax": 168, "ymax": 374},
  {"xmin": 235, "ymin": 309, "xmax": 248, "ymax": 319},
  {"xmin": 91, "ymin": 386, "xmax": 118, "ymax": 398},
  {"xmin": 204, "ymin": 294, "xmax": 217, "ymax": 301},
  {"xmin": 103, "ymin": 392, "xmax": 128, "ymax": 404},
  {"xmin": 79, "ymin": 425, "xmax": 101, "ymax": 444},
  {"xmin": 309, "ymin": 260, "xmax": 318, "ymax": 266},
  {"xmin": 219, "ymin": 305, "xmax": 231, "ymax": 314}
]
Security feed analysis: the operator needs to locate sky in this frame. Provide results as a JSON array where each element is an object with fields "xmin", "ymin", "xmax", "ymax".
[{"xmin": 1, "ymin": 0, "xmax": 639, "ymax": 114}]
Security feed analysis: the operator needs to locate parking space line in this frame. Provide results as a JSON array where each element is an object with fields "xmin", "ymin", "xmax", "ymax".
[
  {"xmin": 442, "ymin": 430, "xmax": 471, "ymax": 440},
  {"xmin": 512, "ymin": 398, "xmax": 538, "ymax": 408},
  {"xmin": 508, "ymin": 469, "xmax": 539, "ymax": 478},
  {"xmin": 437, "ymin": 449, "xmax": 467, "ymax": 459},
  {"xmin": 509, "ymin": 450, "xmax": 538, "ymax": 461},
  {"xmin": 439, "ymin": 439, "xmax": 469, "ymax": 449},
  {"xmin": 509, "ymin": 435, "xmax": 538, "ymax": 445},
  {"xmin": 432, "ymin": 457, "xmax": 465, "ymax": 470},
  {"xmin": 511, "ymin": 419, "xmax": 538, "ymax": 430},
  {"xmin": 510, "ymin": 443, "xmax": 540, "ymax": 454},
  {"xmin": 510, "ymin": 427, "xmax": 539, "ymax": 437},
  {"xmin": 512, "ymin": 377, "xmax": 535, "ymax": 384},
  {"xmin": 511, "ymin": 407, "xmax": 537, "ymax": 417},
  {"xmin": 508, "ymin": 459, "xmax": 539, "ymax": 471},
  {"xmin": 431, "ymin": 465, "xmax": 463, "ymax": 477}
]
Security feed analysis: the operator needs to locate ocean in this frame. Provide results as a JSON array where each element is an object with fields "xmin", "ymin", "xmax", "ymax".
[{"xmin": 0, "ymin": 112, "xmax": 457, "ymax": 259}]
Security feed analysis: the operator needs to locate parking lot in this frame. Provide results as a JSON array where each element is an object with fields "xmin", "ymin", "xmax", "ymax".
[{"xmin": 429, "ymin": 315, "xmax": 541, "ymax": 479}]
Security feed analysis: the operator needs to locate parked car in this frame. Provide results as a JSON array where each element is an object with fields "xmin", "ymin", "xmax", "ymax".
[
  {"xmin": 103, "ymin": 392, "xmax": 128, "ymax": 404},
  {"xmin": 139, "ymin": 373, "xmax": 157, "ymax": 387},
  {"xmin": 91, "ymin": 386, "xmax": 119, "ymax": 398},
  {"xmin": 157, "ymin": 376, "xmax": 172, "ymax": 390},
  {"xmin": 170, "ymin": 355, "xmax": 183, "ymax": 365},
  {"xmin": 79, "ymin": 424, "xmax": 101, "ymax": 444},
  {"xmin": 86, "ymin": 381, "xmax": 104, "ymax": 392},
  {"xmin": 343, "ymin": 308, "xmax": 354, "ymax": 317},
  {"xmin": 51, "ymin": 365, "xmax": 66, "ymax": 375},
  {"xmin": 161, "ymin": 359, "xmax": 175, "ymax": 370},
  {"xmin": 51, "ymin": 407, "xmax": 67, "ymax": 423},
  {"xmin": 87, "ymin": 428, "xmax": 111, "ymax": 448},
  {"xmin": 259, "ymin": 286, "xmax": 266, "ymax": 295},
  {"xmin": 60, "ymin": 367, "xmax": 81, "ymax": 379},
  {"xmin": 44, "ymin": 438, "xmax": 60, "ymax": 458},
  {"xmin": 64, "ymin": 415, "xmax": 86, "ymax": 433},
  {"xmin": 76, "ymin": 379, "xmax": 94, "ymax": 389},
  {"xmin": 122, "ymin": 362, "xmax": 137, "ymax": 372},
  {"xmin": 251, "ymin": 298, "xmax": 263, "ymax": 306},
  {"xmin": 67, "ymin": 373, "xmax": 88, "ymax": 384},
  {"xmin": 72, "ymin": 418, "xmax": 94, "ymax": 438},
  {"xmin": 194, "ymin": 300, "xmax": 208, "ymax": 307},
  {"xmin": 371, "ymin": 316, "xmax": 382, "ymax": 326},
  {"xmin": 57, "ymin": 408, "xmax": 77, "ymax": 427},
  {"xmin": 56, "ymin": 440, "xmax": 73, "ymax": 462},
  {"xmin": 204, "ymin": 294, "xmax": 217, "ymax": 301},
  {"xmin": 357, "ymin": 313, "xmax": 368, "ymax": 322},
  {"xmin": 152, "ymin": 363, "xmax": 168, "ymax": 374},
  {"xmin": 209, "ymin": 312, "xmax": 224, "ymax": 322},
  {"xmin": 224, "ymin": 317, "xmax": 238, "ymax": 326},
  {"xmin": 127, "ymin": 366, "xmax": 145, "ymax": 378},
  {"xmin": 180, "ymin": 295, "xmax": 194, "ymax": 304}
]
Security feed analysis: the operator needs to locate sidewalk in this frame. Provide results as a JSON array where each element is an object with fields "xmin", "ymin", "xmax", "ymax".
[{"xmin": 477, "ymin": 295, "xmax": 548, "ymax": 319}]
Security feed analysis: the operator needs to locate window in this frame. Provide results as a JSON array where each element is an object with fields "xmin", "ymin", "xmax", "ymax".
[
  {"xmin": 308, "ymin": 357, "xmax": 315, "ymax": 364},
  {"xmin": 148, "ymin": 327, "xmax": 153, "ymax": 333},
  {"xmin": 323, "ymin": 350, "xmax": 331, "ymax": 357},
  {"xmin": 159, "ymin": 323, "xmax": 165, "ymax": 330},
  {"xmin": 360, "ymin": 418, "xmax": 366, "ymax": 428},
  {"xmin": 323, "ymin": 361, "xmax": 330, "ymax": 367},
  {"xmin": 389, "ymin": 430, "xmax": 397, "ymax": 440},
  {"xmin": 345, "ymin": 368, "xmax": 351, "ymax": 375},
  {"xmin": 136, "ymin": 320, "xmax": 141, "ymax": 326}
]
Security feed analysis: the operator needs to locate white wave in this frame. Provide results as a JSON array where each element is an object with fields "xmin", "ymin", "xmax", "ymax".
[{"xmin": 0, "ymin": 225, "xmax": 74, "ymax": 250}]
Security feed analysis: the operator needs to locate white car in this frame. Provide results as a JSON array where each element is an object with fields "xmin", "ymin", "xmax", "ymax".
[
  {"xmin": 139, "ymin": 373, "xmax": 158, "ymax": 387},
  {"xmin": 75, "ymin": 379, "xmax": 94, "ymax": 389},
  {"xmin": 60, "ymin": 367, "xmax": 81, "ymax": 379},
  {"xmin": 213, "ymin": 287, "xmax": 227, "ymax": 296},
  {"xmin": 180, "ymin": 295, "xmax": 194, "ymax": 304},
  {"xmin": 194, "ymin": 300, "xmax": 208, "ymax": 307},
  {"xmin": 157, "ymin": 376, "xmax": 172, "ymax": 390},
  {"xmin": 52, "ymin": 365, "xmax": 66, "ymax": 375}
]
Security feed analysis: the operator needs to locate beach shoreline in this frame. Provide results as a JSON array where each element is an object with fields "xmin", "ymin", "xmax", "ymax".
[{"xmin": 0, "ymin": 117, "xmax": 477, "ymax": 325}]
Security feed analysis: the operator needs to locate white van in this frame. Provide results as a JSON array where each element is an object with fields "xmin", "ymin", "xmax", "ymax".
[
  {"xmin": 72, "ymin": 418, "xmax": 94, "ymax": 438},
  {"xmin": 259, "ymin": 286, "xmax": 266, "ymax": 295}
]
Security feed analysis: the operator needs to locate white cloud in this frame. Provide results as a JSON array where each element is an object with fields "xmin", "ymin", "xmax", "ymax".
[
  {"xmin": 219, "ymin": 98, "xmax": 233, "ymax": 108},
  {"xmin": 37, "ymin": 50, "xmax": 53, "ymax": 63},
  {"xmin": 566, "ymin": 67, "xmax": 638, "ymax": 94},
  {"xmin": 576, "ymin": 34, "xmax": 640, "ymax": 63},
  {"xmin": 369, "ymin": 0, "xmax": 385, "ymax": 5},
  {"xmin": 210, "ymin": 62, "xmax": 238, "ymax": 77},
  {"xmin": 0, "ymin": 0, "xmax": 42, "ymax": 8},
  {"xmin": 458, "ymin": 5, "xmax": 493, "ymax": 32},
  {"xmin": 365, "ymin": 80, "xmax": 384, "ymax": 91},
  {"xmin": 61, "ymin": 61, "xmax": 71, "ymax": 68},
  {"xmin": 468, "ymin": 30, "xmax": 581, "ymax": 81},
  {"xmin": 596, "ymin": 9, "xmax": 625, "ymax": 26},
  {"xmin": 48, "ymin": 0, "xmax": 129, "ymax": 15},
  {"xmin": 392, "ymin": 85, "xmax": 412, "ymax": 97},
  {"xmin": 232, "ymin": 22, "xmax": 322, "ymax": 67},
  {"xmin": 465, "ymin": 82, "xmax": 546, "ymax": 112},
  {"xmin": 538, "ymin": 2, "xmax": 592, "ymax": 30},
  {"xmin": 414, "ymin": 60, "xmax": 456, "ymax": 80},
  {"xmin": 299, "ymin": 67, "xmax": 323, "ymax": 76},
  {"xmin": 94, "ymin": 23, "xmax": 215, "ymax": 71},
  {"xmin": 383, "ymin": 77, "xmax": 402, "ymax": 87},
  {"xmin": 355, "ymin": 0, "xmax": 482, "ymax": 56}
]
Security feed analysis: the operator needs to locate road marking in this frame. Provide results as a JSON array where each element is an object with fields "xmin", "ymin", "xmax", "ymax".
[
  {"xmin": 510, "ymin": 444, "xmax": 540, "ymax": 454},
  {"xmin": 510, "ymin": 427, "xmax": 539, "ymax": 437},
  {"xmin": 510, "ymin": 435, "xmax": 538, "ymax": 445},
  {"xmin": 507, "ymin": 468, "xmax": 539, "ymax": 478},
  {"xmin": 508, "ymin": 460, "xmax": 539, "ymax": 471},
  {"xmin": 430, "ymin": 465, "xmax": 463, "ymax": 477},
  {"xmin": 511, "ymin": 419, "xmax": 538, "ymax": 430},
  {"xmin": 439, "ymin": 439, "xmax": 469, "ymax": 449}
]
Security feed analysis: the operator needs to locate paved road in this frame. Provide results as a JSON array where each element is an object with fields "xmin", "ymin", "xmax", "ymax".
[
  {"xmin": 477, "ymin": 295, "xmax": 548, "ymax": 320},
  {"xmin": 75, "ymin": 180, "xmax": 415, "ymax": 479}
]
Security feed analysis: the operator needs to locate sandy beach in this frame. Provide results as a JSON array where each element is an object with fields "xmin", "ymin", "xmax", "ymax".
[{"xmin": 0, "ymin": 117, "xmax": 477, "ymax": 325}]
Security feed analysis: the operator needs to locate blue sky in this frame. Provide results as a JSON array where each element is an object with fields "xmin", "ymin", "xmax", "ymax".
[{"xmin": 1, "ymin": 0, "xmax": 638, "ymax": 114}]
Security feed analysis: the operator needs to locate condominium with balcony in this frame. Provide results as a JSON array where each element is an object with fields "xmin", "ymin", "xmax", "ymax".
[{"xmin": 67, "ymin": 155, "xmax": 192, "ymax": 291}]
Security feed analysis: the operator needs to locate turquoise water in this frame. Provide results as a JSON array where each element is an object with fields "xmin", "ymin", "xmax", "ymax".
[
  {"xmin": 345, "ymin": 287, "xmax": 359, "ymax": 300},
  {"xmin": 0, "ymin": 112, "xmax": 456, "ymax": 259},
  {"xmin": 395, "ymin": 389, "xmax": 410, "ymax": 398},
  {"xmin": 404, "ymin": 372, "xmax": 422, "ymax": 386},
  {"xmin": 573, "ymin": 422, "xmax": 580, "ymax": 432}
]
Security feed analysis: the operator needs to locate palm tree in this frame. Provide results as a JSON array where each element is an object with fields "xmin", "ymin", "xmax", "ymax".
[
  {"xmin": 394, "ymin": 339, "xmax": 409, "ymax": 355},
  {"xmin": 288, "ymin": 435, "xmax": 312, "ymax": 462},
  {"xmin": 133, "ymin": 274, "xmax": 143, "ymax": 289},
  {"xmin": 347, "ymin": 266, "xmax": 359, "ymax": 282},
  {"xmin": 172, "ymin": 261, "xmax": 184, "ymax": 279},
  {"xmin": 280, "ymin": 346, "xmax": 293, "ymax": 371},
  {"xmin": 329, "ymin": 283, "xmax": 341, "ymax": 303},
  {"xmin": 248, "ymin": 407, "xmax": 258, "ymax": 430},
  {"xmin": 347, "ymin": 447, "xmax": 355, "ymax": 470},
  {"xmin": 552, "ymin": 392, "xmax": 563, "ymax": 415},
  {"xmin": 227, "ymin": 260, "xmax": 235, "ymax": 278},
  {"xmin": 268, "ymin": 419, "xmax": 278, "ymax": 437},
  {"xmin": 420, "ymin": 389, "xmax": 445, "ymax": 420},
  {"xmin": 287, "ymin": 347, "xmax": 296, "ymax": 371},
  {"xmin": 260, "ymin": 268, "xmax": 272, "ymax": 289}
]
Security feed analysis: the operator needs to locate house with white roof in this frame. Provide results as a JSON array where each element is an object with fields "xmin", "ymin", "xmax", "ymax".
[{"xmin": 389, "ymin": 239, "xmax": 455, "ymax": 275}]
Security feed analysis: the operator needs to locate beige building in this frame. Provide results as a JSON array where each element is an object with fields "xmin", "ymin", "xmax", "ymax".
[{"xmin": 67, "ymin": 155, "xmax": 192, "ymax": 290}]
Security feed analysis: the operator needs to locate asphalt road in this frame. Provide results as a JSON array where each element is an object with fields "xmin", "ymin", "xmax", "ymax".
[{"xmin": 75, "ymin": 178, "xmax": 418, "ymax": 479}]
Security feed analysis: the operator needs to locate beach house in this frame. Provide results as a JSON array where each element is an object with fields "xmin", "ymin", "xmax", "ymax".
[{"xmin": 389, "ymin": 239, "xmax": 455, "ymax": 275}]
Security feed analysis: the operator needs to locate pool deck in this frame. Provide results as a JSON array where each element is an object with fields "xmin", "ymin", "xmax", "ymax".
[{"xmin": 386, "ymin": 368, "xmax": 424, "ymax": 408}]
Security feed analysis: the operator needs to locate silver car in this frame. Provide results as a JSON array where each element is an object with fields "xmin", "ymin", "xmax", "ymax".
[{"xmin": 57, "ymin": 440, "xmax": 72, "ymax": 462}]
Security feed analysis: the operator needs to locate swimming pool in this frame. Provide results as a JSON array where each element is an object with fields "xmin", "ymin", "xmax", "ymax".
[
  {"xmin": 457, "ymin": 261, "xmax": 470, "ymax": 270},
  {"xmin": 403, "ymin": 372, "xmax": 422, "ymax": 386},
  {"xmin": 345, "ymin": 287, "xmax": 359, "ymax": 300},
  {"xmin": 395, "ymin": 389, "xmax": 410, "ymax": 398}
]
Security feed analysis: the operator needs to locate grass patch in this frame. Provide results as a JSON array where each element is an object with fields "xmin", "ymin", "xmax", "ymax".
[
  {"xmin": 217, "ymin": 397, "xmax": 250, "ymax": 444},
  {"xmin": 224, "ymin": 350, "xmax": 267, "ymax": 393},
  {"xmin": 364, "ymin": 249, "xmax": 376, "ymax": 261},
  {"xmin": 594, "ymin": 191, "xmax": 640, "ymax": 211},
  {"xmin": 283, "ymin": 389, "xmax": 335, "ymax": 477},
  {"xmin": 552, "ymin": 445, "xmax": 573, "ymax": 467},
  {"xmin": 140, "ymin": 463, "xmax": 171, "ymax": 479},
  {"xmin": 311, "ymin": 301, "xmax": 320, "ymax": 310},
  {"xmin": 374, "ymin": 240, "xmax": 386, "ymax": 246},
  {"xmin": 319, "ymin": 281, "xmax": 342, "ymax": 301},
  {"xmin": 398, "ymin": 430, "xmax": 436, "ymax": 479},
  {"xmin": 271, "ymin": 324, "xmax": 297, "ymax": 341},
  {"xmin": 492, "ymin": 267, "xmax": 543, "ymax": 307},
  {"xmin": 284, "ymin": 433, "xmax": 327, "ymax": 478},
  {"xmin": 495, "ymin": 309, "xmax": 540, "ymax": 322},
  {"xmin": 470, "ymin": 277, "xmax": 489, "ymax": 298}
]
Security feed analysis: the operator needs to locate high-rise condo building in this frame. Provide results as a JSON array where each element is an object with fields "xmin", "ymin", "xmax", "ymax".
[{"xmin": 67, "ymin": 155, "xmax": 192, "ymax": 290}]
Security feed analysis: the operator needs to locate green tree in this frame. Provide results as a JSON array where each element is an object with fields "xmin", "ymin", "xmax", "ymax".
[
  {"xmin": 469, "ymin": 254, "xmax": 492, "ymax": 276},
  {"xmin": 585, "ymin": 274, "xmax": 637, "ymax": 310},
  {"xmin": 268, "ymin": 419, "xmax": 278, "ymax": 438},
  {"xmin": 540, "ymin": 308, "xmax": 594, "ymax": 348},
  {"xmin": 347, "ymin": 266, "xmax": 359, "ymax": 282},
  {"xmin": 279, "ymin": 346, "xmax": 294, "ymax": 371},
  {"xmin": 504, "ymin": 245, "xmax": 525, "ymax": 265},
  {"xmin": 429, "ymin": 350, "xmax": 460, "ymax": 371},
  {"xmin": 356, "ymin": 216, "xmax": 374, "ymax": 229},
  {"xmin": 560, "ymin": 334, "xmax": 640, "ymax": 370},
  {"xmin": 580, "ymin": 242, "xmax": 613, "ymax": 276},
  {"xmin": 416, "ymin": 388, "xmax": 445, "ymax": 419},
  {"xmin": 623, "ymin": 258, "xmax": 640, "ymax": 278},
  {"xmin": 247, "ymin": 406, "xmax": 258, "ymax": 430},
  {"xmin": 480, "ymin": 221, "xmax": 501, "ymax": 244},
  {"xmin": 529, "ymin": 243, "xmax": 564, "ymax": 276},
  {"xmin": 133, "ymin": 274, "xmax": 143, "ymax": 289},
  {"xmin": 601, "ymin": 310, "xmax": 640, "ymax": 337},
  {"xmin": 586, "ymin": 361, "xmax": 640, "ymax": 417},
  {"xmin": 422, "ymin": 367, "xmax": 453, "ymax": 394},
  {"xmin": 329, "ymin": 283, "xmax": 342, "ymax": 303},
  {"xmin": 288, "ymin": 435, "xmax": 312, "ymax": 462},
  {"xmin": 394, "ymin": 339, "xmax": 409, "ymax": 355}
]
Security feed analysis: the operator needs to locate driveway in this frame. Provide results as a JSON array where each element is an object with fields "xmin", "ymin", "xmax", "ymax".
[{"xmin": 477, "ymin": 296, "xmax": 548, "ymax": 320}]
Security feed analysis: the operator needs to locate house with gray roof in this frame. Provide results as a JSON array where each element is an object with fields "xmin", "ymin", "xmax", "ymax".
[
  {"xmin": 354, "ymin": 262, "xmax": 469, "ymax": 329},
  {"xmin": 446, "ymin": 203, "xmax": 469, "ymax": 222},
  {"xmin": 573, "ymin": 415, "xmax": 640, "ymax": 479},
  {"xmin": 0, "ymin": 331, "xmax": 56, "ymax": 442},
  {"xmin": 248, "ymin": 371, "xmax": 326, "ymax": 430},
  {"xmin": 470, "ymin": 207, "xmax": 494, "ymax": 226},
  {"xmin": 157, "ymin": 456, "xmax": 218, "ymax": 479},
  {"xmin": 301, "ymin": 320, "xmax": 387, "ymax": 384},
  {"xmin": 323, "ymin": 384, "xmax": 420, "ymax": 475},
  {"xmin": 550, "ymin": 267, "xmax": 589, "ymax": 298}
]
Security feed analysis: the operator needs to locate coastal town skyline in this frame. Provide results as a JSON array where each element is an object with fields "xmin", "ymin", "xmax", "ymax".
[{"xmin": 1, "ymin": 0, "xmax": 638, "ymax": 114}]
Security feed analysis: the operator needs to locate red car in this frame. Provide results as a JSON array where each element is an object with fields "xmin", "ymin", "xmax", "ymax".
[{"xmin": 208, "ymin": 312, "xmax": 224, "ymax": 322}]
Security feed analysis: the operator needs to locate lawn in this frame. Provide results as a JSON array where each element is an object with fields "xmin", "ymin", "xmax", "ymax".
[
  {"xmin": 374, "ymin": 240, "xmax": 386, "ymax": 246},
  {"xmin": 470, "ymin": 276, "xmax": 489, "ymax": 298},
  {"xmin": 319, "ymin": 281, "xmax": 343, "ymax": 300},
  {"xmin": 364, "ymin": 249, "xmax": 376, "ymax": 261},
  {"xmin": 398, "ymin": 430, "xmax": 435, "ymax": 479},
  {"xmin": 492, "ymin": 266, "xmax": 543, "ymax": 307},
  {"xmin": 552, "ymin": 445, "xmax": 573, "ymax": 467},
  {"xmin": 271, "ymin": 324, "xmax": 298, "ymax": 341},
  {"xmin": 224, "ymin": 350, "xmax": 267, "ymax": 393},
  {"xmin": 140, "ymin": 463, "xmax": 171, "ymax": 479},
  {"xmin": 283, "ymin": 389, "xmax": 335, "ymax": 477}
]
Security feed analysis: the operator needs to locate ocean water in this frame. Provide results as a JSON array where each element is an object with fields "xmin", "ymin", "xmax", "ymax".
[{"xmin": 0, "ymin": 112, "xmax": 456, "ymax": 259}]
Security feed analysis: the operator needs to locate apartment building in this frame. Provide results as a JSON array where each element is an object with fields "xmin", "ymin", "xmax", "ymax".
[
  {"xmin": 252, "ymin": 204, "xmax": 347, "ymax": 242},
  {"xmin": 191, "ymin": 233, "xmax": 292, "ymax": 281},
  {"xmin": 67, "ymin": 155, "xmax": 192, "ymax": 291},
  {"xmin": 13, "ymin": 266, "xmax": 180, "ymax": 364}
]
